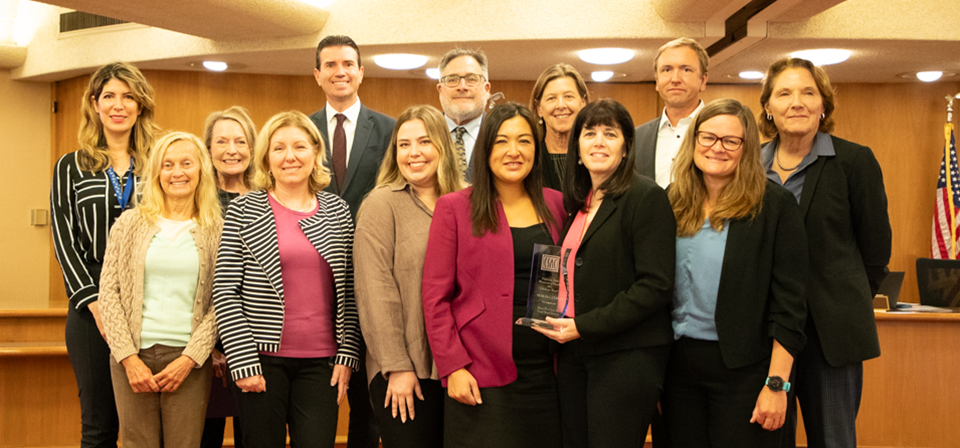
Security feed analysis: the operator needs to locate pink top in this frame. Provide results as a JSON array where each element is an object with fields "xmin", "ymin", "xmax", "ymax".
[
  {"xmin": 558, "ymin": 192, "xmax": 593, "ymax": 317},
  {"xmin": 266, "ymin": 194, "xmax": 337, "ymax": 358}
]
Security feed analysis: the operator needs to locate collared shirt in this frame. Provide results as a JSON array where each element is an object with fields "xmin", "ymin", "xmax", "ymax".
[
  {"xmin": 655, "ymin": 101, "xmax": 705, "ymax": 188},
  {"xmin": 325, "ymin": 99, "xmax": 363, "ymax": 162},
  {"xmin": 445, "ymin": 114, "xmax": 483, "ymax": 164},
  {"xmin": 672, "ymin": 218, "xmax": 729, "ymax": 341},
  {"xmin": 761, "ymin": 131, "xmax": 836, "ymax": 203}
]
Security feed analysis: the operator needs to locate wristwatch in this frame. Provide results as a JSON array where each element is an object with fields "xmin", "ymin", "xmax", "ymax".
[{"xmin": 765, "ymin": 376, "xmax": 791, "ymax": 392}]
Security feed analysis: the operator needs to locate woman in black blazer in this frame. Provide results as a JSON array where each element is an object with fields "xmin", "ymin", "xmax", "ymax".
[
  {"xmin": 662, "ymin": 99, "xmax": 808, "ymax": 447},
  {"xmin": 534, "ymin": 99, "xmax": 676, "ymax": 448},
  {"xmin": 213, "ymin": 110, "xmax": 361, "ymax": 448},
  {"xmin": 758, "ymin": 58, "xmax": 892, "ymax": 448}
]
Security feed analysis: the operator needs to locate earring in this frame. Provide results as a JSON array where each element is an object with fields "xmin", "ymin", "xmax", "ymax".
[
  {"xmin": 821, "ymin": 113, "xmax": 825, "ymax": 119},
  {"xmin": 766, "ymin": 114, "xmax": 772, "ymax": 121},
  {"xmin": 539, "ymin": 118, "xmax": 544, "ymax": 125},
  {"xmin": 577, "ymin": 159, "xmax": 583, "ymax": 165}
]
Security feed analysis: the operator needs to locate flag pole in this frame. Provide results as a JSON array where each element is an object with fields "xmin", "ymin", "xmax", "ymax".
[{"xmin": 946, "ymin": 94, "xmax": 957, "ymax": 258}]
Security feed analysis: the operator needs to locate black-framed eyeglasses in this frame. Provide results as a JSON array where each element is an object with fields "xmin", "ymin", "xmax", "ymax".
[
  {"xmin": 440, "ymin": 74, "xmax": 485, "ymax": 88},
  {"xmin": 696, "ymin": 131, "xmax": 744, "ymax": 151}
]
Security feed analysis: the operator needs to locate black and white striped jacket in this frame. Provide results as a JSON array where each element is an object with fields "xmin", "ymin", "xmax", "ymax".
[
  {"xmin": 213, "ymin": 190, "xmax": 361, "ymax": 381},
  {"xmin": 50, "ymin": 151, "xmax": 137, "ymax": 310}
]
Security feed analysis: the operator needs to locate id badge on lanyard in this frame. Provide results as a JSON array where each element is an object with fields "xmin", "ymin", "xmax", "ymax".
[{"xmin": 106, "ymin": 157, "xmax": 134, "ymax": 209}]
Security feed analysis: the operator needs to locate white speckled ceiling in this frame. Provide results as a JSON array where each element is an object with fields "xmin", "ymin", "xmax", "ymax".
[{"xmin": 7, "ymin": 0, "xmax": 960, "ymax": 84}]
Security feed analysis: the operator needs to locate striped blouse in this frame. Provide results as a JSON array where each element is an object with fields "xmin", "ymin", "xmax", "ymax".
[
  {"xmin": 51, "ymin": 151, "xmax": 137, "ymax": 310},
  {"xmin": 213, "ymin": 190, "xmax": 361, "ymax": 381}
]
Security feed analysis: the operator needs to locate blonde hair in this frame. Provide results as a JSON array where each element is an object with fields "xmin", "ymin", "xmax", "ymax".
[
  {"xmin": 252, "ymin": 111, "xmax": 331, "ymax": 193},
  {"xmin": 654, "ymin": 38, "xmax": 710, "ymax": 75},
  {"xmin": 203, "ymin": 106, "xmax": 257, "ymax": 189},
  {"xmin": 136, "ymin": 131, "xmax": 222, "ymax": 228},
  {"xmin": 77, "ymin": 62, "xmax": 160, "ymax": 175},
  {"xmin": 669, "ymin": 99, "xmax": 766, "ymax": 236},
  {"xmin": 376, "ymin": 105, "xmax": 465, "ymax": 196}
]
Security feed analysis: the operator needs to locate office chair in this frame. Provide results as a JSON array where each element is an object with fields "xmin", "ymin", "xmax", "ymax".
[{"xmin": 916, "ymin": 258, "xmax": 960, "ymax": 308}]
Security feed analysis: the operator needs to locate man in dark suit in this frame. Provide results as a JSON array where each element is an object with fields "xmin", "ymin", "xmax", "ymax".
[
  {"xmin": 634, "ymin": 38, "xmax": 709, "ymax": 188},
  {"xmin": 308, "ymin": 34, "xmax": 395, "ymax": 448},
  {"xmin": 437, "ymin": 48, "xmax": 490, "ymax": 180}
]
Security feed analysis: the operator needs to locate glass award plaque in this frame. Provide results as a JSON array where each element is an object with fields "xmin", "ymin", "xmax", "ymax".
[{"xmin": 515, "ymin": 244, "xmax": 570, "ymax": 329}]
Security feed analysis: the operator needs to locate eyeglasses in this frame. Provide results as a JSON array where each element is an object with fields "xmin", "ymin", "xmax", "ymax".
[
  {"xmin": 440, "ymin": 74, "xmax": 485, "ymax": 88},
  {"xmin": 696, "ymin": 131, "xmax": 744, "ymax": 151}
]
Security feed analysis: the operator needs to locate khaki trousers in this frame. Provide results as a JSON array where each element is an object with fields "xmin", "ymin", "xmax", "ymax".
[{"xmin": 110, "ymin": 344, "xmax": 212, "ymax": 448}]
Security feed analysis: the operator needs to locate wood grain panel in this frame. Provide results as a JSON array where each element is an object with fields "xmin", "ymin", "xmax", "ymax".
[
  {"xmin": 0, "ymin": 315, "xmax": 66, "ymax": 343},
  {"xmin": 0, "ymin": 356, "xmax": 82, "ymax": 447},
  {"xmin": 831, "ymin": 81, "xmax": 960, "ymax": 304},
  {"xmin": 856, "ymin": 314, "xmax": 960, "ymax": 447}
]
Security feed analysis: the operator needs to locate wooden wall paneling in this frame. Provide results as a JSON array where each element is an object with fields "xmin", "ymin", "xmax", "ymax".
[
  {"xmin": 0, "ymin": 356, "xmax": 82, "ymax": 447},
  {"xmin": 0, "ymin": 312, "xmax": 66, "ymax": 343},
  {"xmin": 359, "ymin": 77, "xmax": 443, "ymax": 117},
  {"xmin": 586, "ymin": 82, "xmax": 660, "ymax": 126},
  {"xmin": 858, "ymin": 314, "xmax": 960, "ymax": 447},
  {"xmin": 831, "ymin": 82, "xmax": 960, "ymax": 304},
  {"xmin": 49, "ymin": 75, "xmax": 88, "ymax": 308}
]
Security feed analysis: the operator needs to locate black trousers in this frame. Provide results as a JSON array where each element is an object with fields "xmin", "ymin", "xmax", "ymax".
[
  {"xmin": 662, "ymin": 338, "xmax": 789, "ymax": 448},
  {"xmin": 368, "ymin": 375, "xmax": 444, "ymax": 448},
  {"xmin": 783, "ymin": 324, "xmax": 862, "ymax": 448},
  {"xmin": 233, "ymin": 356, "xmax": 341, "ymax": 448},
  {"xmin": 557, "ymin": 344, "xmax": 671, "ymax": 448},
  {"xmin": 346, "ymin": 339, "xmax": 380, "ymax": 448},
  {"xmin": 66, "ymin": 305, "xmax": 119, "ymax": 448}
]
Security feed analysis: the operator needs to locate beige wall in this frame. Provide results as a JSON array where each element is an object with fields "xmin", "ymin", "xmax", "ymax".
[{"xmin": 0, "ymin": 68, "xmax": 51, "ymax": 308}]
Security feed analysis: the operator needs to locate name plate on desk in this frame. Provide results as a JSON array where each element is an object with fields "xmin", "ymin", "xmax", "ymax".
[{"xmin": 516, "ymin": 244, "xmax": 569, "ymax": 329}]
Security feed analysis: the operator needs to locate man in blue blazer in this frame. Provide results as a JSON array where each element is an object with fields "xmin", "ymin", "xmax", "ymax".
[
  {"xmin": 634, "ymin": 38, "xmax": 709, "ymax": 188},
  {"xmin": 308, "ymin": 34, "xmax": 395, "ymax": 448}
]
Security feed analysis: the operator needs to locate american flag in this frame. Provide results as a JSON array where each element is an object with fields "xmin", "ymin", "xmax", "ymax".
[{"xmin": 932, "ymin": 123, "xmax": 959, "ymax": 259}]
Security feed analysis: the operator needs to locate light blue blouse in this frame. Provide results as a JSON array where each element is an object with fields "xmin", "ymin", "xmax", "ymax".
[{"xmin": 672, "ymin": 219, "xmax": 729, "ymax": 341}]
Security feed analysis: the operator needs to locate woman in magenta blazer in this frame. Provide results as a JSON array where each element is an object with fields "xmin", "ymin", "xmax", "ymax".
[{"xmin": 422, "ymin": 102, "xmax": 566, "ymax": 448}]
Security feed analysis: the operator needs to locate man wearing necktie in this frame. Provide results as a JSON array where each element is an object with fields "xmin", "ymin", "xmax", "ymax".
[
  {"xmin": 436, "ymin": 48, "xmax": 491, "ymax": 181},
  {"xmin": 308, "ymin": 34, "xmax": 395, "ymax": 448}
]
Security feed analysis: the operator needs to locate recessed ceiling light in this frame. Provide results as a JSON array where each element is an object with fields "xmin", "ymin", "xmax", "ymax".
[
  {"xmin": 202, "ymin": 61, "xmax": 228, "ymax": 72},
  {"xmin": 917, "ymin": 71, "xmax": 943, "ymax": 82},
  {"xmin": 591, "ymin": 71, "xmax": 615, "ymax": 82},
  {"xmin": 425, "ymin": 68, "xmax": 441, "ymax": 80},
  {"xmin": 374, "ymin": 54, "xmax": 428, "ymax": 70},
  {"xmin": 578, "ymin": 48, "xmax": 635, "ymax": 65},
  {"xmin": 790, "ymin": 49, "xmax": 851, "ymax": 66},
  {"xmin": 739, "ymin": 71, "xmax": 764, "ymax": 80}
]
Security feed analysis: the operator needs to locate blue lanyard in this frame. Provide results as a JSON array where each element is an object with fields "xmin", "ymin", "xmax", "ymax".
[{"xmin": 106, "ymin": 157, "xmax": 134, "ymax": 209}]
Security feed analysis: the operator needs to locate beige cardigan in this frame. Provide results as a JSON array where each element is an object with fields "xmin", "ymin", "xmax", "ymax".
[
  {"xmin": 99, "ymin": 210, "xmax": 220, "ymax": 366},
  {"xmin": 354, "ymin": 184, "xmax": 439, "ymax": 384}
]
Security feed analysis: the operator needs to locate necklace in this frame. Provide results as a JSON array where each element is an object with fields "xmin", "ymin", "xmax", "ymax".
[
  {"xmin": 272, "ymin": 191, "xmax": 315, "ymax": 212},
  {"xmin": 775, "ymin": 148, "xmax": 803, "ymax": 171}
]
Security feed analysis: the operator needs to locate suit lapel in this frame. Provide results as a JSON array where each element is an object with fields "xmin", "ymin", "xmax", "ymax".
[
  {"xmin": 316, "ymin": 109, "xmax": 341, "ymax": 196},
  {"xmin": 343, "ymin": 106, "xmax": 373, "ymax": 193},
  {"xmin": 798, "ymin": 156, "xmax": 826, "ymax": 218},
  {"xmin": 635, "ymin": 118, "xmax": 659, "ymax": 179},
  {"xmin": 580, "ymin": 195, "xmax": 617, "ymax": 246},
  {"xmin": 238, "ymin": 192, "xmax": 285, "ymax": 300}
]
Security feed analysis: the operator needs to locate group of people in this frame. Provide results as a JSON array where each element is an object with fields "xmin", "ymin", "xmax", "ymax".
[{"xmin": 51, "ymin": 34, "xmax": 891, "ymax": 448}]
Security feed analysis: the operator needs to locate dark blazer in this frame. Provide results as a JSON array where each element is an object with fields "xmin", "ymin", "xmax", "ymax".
[
  {"xmin": 783, "ymin": 135, "xmax": 891, "ymax": 366},
  {"xmin": 213, "ymin": 190, "xmax": 361, "ymax": 381},
  {"xmin": 711, "ymin": 182, "xmax": 809, "ymax": 369},
  {"xmin": 309, "ymin": 104, "xmax": 396, "ymax": 219},
  {"xmin": 564, "ymin": 174, "xmax": 676, "ymax": 356},
  {"xmin": 633, "ymin": 116, "xmax": 660, "ymax": 181},
  {"xmin": 422, "ymin": 188, "xmax": 566, "ymax": 388}
]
